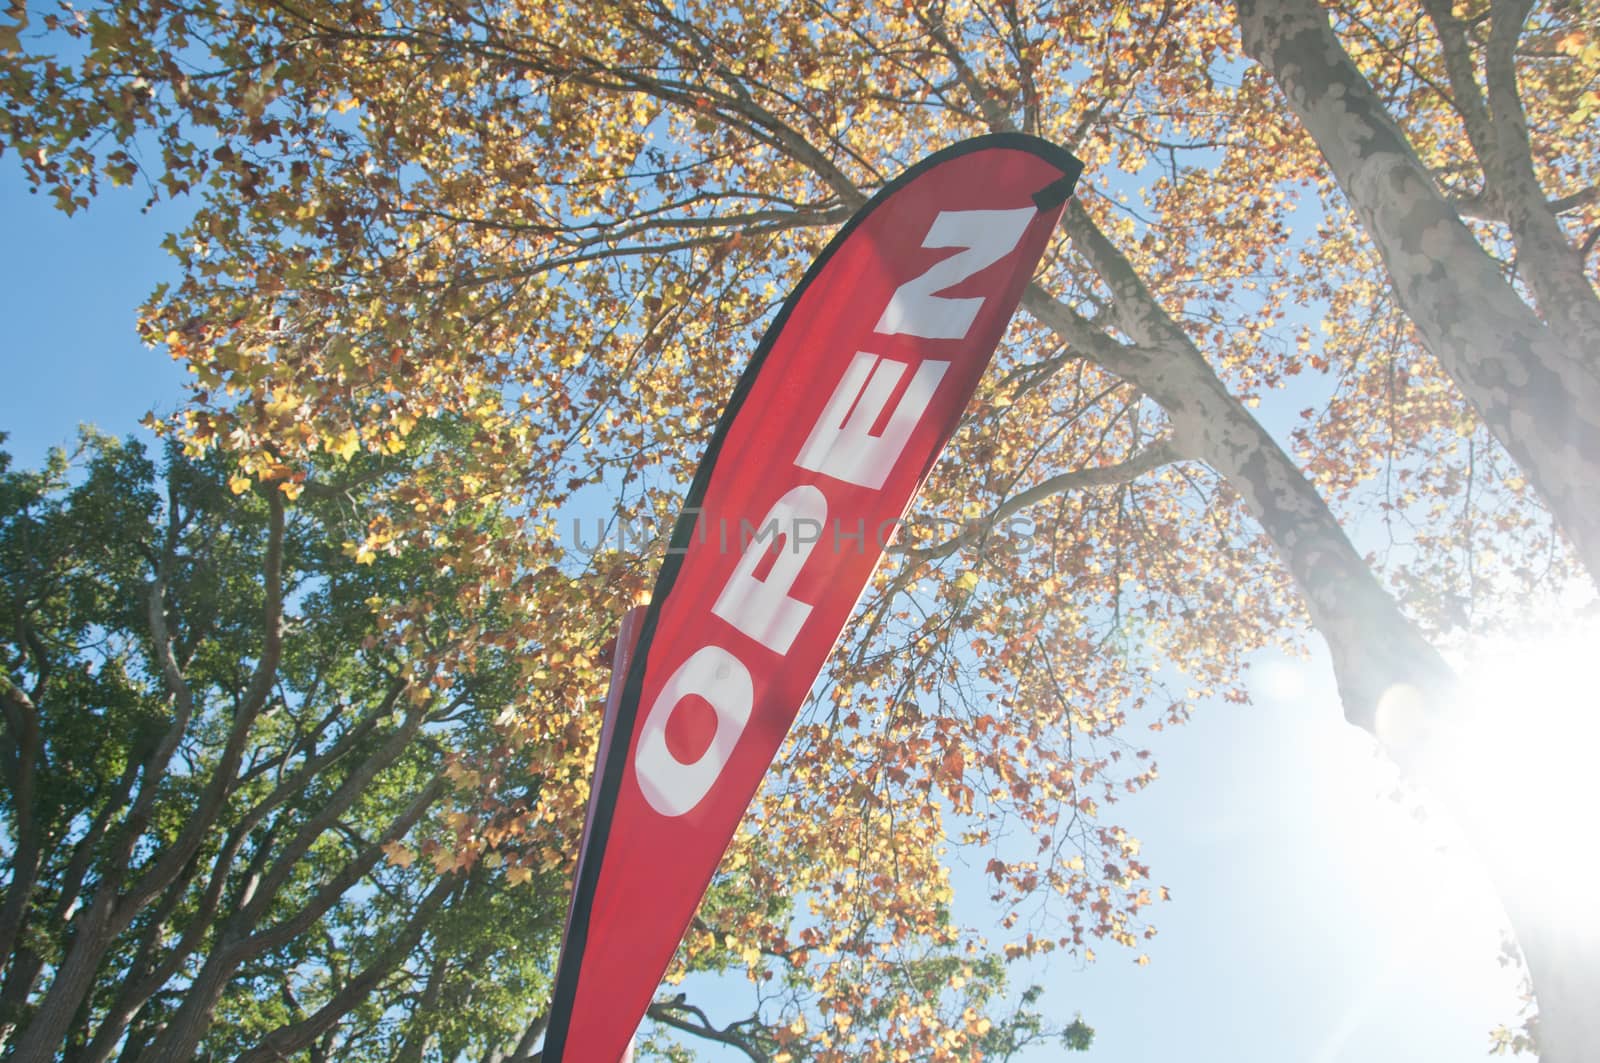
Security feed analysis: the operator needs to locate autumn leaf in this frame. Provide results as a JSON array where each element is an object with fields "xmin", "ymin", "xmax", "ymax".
[
  {"xmin": 5, "ymin": 0, "xmax": 1591, "ymax": 1054},
  {"xmin": 381, "ymin": 841, "xmax": 415, "ymax": 868}
]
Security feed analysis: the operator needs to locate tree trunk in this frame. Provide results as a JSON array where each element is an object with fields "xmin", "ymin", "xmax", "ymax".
[
  {"xmin": 1235, "ymin": 0, "xmax": 1600, "ymax": 590},
  {"xmin": 1027, "ymin": 201, "xmax": 1459, "ymax": 730},
  {"xmin": 7, "ymin": 892, "xmax": 119, "ymax": 1063},
  {"xmin": 1478, "ymin": 0, "xmax": 1600, "ymax": 360}
]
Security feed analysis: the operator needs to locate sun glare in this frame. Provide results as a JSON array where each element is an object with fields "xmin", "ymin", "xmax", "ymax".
[{"xmin": 1380, "ymin": 604, "xmax": 1600, "ymax": 943}]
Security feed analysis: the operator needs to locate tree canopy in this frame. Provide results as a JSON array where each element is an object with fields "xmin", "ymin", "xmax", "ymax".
[
  {"xmin": 0, "ymin": 432, "xmax": 578, "ymax": 1061},
  {"xmin": 2, "ymin": 0, "xmax": 1597, "ymax": 1057}
]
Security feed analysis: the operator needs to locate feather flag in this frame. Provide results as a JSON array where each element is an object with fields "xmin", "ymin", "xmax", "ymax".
[{"xmin": 544, "ymin": 134, "xmax": 1083, "ymax": 1061}]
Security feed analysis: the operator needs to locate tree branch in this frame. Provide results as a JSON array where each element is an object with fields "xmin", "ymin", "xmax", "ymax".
[
  {"xmin": 647, "ymin": 995, "xmax": 771, "ymax": 1063},
  {"xmin": 122, "ymin": 488, "xmax": 287, "ymax": 914},
  {"xmin": 234, "ymin": 869, "xmax": 461, "ymax": 1063},
  {"xmin": 890, "ymin": 436, "xmax": 1183, "ymax": 562}
]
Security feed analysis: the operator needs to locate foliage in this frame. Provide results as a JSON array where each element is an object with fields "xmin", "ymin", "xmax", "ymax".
[
  {"xmin": 2, "ymin": 0, "xmax": 1597, "ymax": 1057},
  {"xmin": 0, "ymin": 432, "xmax": 569, "ymax": 1061}
]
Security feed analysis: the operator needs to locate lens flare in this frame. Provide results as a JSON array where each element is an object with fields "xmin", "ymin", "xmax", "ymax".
[{"xmin": 1383, "ymin": 611, "xmax": 1600, "ymax": 960}]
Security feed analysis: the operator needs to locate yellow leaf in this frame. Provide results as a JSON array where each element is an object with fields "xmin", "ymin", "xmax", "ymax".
[
  {"xmin": 507, "ymin": 865, "xmax": 534, "ymax": 886},
  {"xmin": 330, "ymin": 427, "xmax": 361, "ymax": 460},
  {"xmin": 382, "ymin": 841, "xmax": 415, "ymax": 868},
  {"xmin": 228, "ymin": 474, "xmax": 252, "ymax": 495},
  {"xmin": 264, "ymin": 392, "xmax": 299, "ymax": 418}
]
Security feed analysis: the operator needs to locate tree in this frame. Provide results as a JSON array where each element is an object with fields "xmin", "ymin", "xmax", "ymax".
[
  {"xmin": 2, "ymin": 0, "xmax": 1593, "ymax": 1057},
  {"xmin": 1236, "ymin": 0, "xmax": 1600, "ymax": 585},
  {"xmin": 3, "ymin": 431, "xmax": 1049, "ymax": 1062},
  {"xmin": 0, "ymin": 432, "xmax": 569, "ymax": 1061},
  {"xmin": 1230, "ymin": 3, "xmax": 1600, "ymax": 1056}
]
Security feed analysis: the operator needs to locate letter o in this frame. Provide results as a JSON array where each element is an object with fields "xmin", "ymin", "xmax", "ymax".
[{"xmin": 634, "ymin": 645, "xmax": 753, "ymax": 817}]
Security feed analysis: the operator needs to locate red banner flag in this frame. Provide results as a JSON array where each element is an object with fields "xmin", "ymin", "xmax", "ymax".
[{"xmin": 543, "ymin": 133, "xmax": 1082, "ymax": 1061}]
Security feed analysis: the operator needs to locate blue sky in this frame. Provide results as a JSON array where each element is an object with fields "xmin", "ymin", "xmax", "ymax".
[
  {"xmin": 0, "ymin": 164, "xmax": 1530, "ymax": 1061},
  {"xmin": 1, "ymin": 169, "xmax": 190, "ymax": 469}
]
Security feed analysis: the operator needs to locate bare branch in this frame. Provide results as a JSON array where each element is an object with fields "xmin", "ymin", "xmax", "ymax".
[
  {"xmin": 646, "ymin": 995, "xmax": 771, "ymax": 1063},
  {"xmin": 890, "ymin": 436, "xmax": 1184, "ymax": 562}
]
